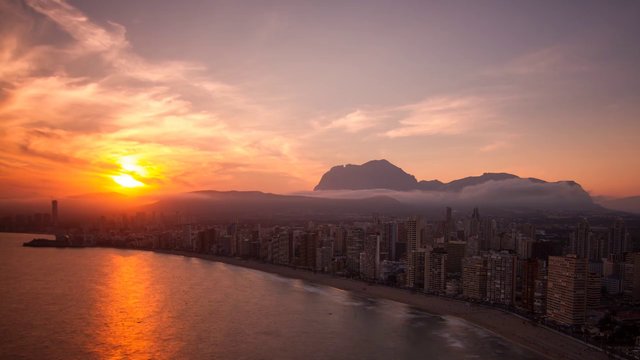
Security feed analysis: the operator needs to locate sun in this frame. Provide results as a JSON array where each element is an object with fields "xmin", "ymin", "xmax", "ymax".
[
  {"xmin": 112, "ymin": 174, "xmax": 145, "ymax": 188},
  {"xmin": 119, "ymin": 156, "xmax": 148, "ymax": 177},
  {"xmin": 110, "ymin": 156, "xmax": 150, "ymax": 189}
]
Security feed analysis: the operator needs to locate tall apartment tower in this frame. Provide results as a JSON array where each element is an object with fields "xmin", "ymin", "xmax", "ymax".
[
  {"xmin": 445, "ymin": 241, "xmax": 466, "ymax": 274},
  {"xmin": 470, "ymin": 207, "xmax": 481, "ymax": 238},
  {"xmin": 520, "ymin": 259, "xmax": 542, "ymax": 312},
  {"xmin": 444, "ymin": 207, "xmax": 453, "ymax": 243},
  {"xmin": 462, "ymin": 256, "xmax": 487, "ymax": 300},
  {"xmin": 362, "ymin": 235, "xmax": 381, "ymax": 280},
  {"xmin": 547, "ymin": 255, "xmax": 600, "ymax": 326},
  {"xmin": 485, "ymin": 251, "xmax": 517, "ymax": 305},
  {"xmin": 383, "ymin": 222, "xmax": 398, "ymax": 261},
  {"xmin": 406, "ymin": 217, "xmax": 425, "ymax": 288},
  {"xmin": 571, "ymin": 218, "xmax": 591, "ymax": 258},
  {"xmin": 424, "ymin": 247, "xmax": 447, "ymax": 294},
  {"xmin": 51, "ymin": 200, "xmax": 58, "ymax": 227},
  {"xmin": 610, "ymin": 218, "xmax": 629, "ymax": 257}
]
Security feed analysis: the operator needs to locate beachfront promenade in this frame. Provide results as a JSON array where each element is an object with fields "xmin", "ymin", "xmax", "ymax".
[{"xmin": 156, "ymin": 250, "xmax": 609, "ymax": 360}]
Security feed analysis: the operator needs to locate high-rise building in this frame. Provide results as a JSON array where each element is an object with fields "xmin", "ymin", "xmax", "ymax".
[
  {"xmin": 316, "ymin": 245, "xmax": 333, "ymax": 272},
  {"xmin": 609, "ymin": 218, "xmax": 629, "ymax": 257},
  {"xmin": 444, "ymin": 207, "xmax": 453, "ymax": 243},
  {"xmin": 480, "ymin": 218, "xmax": 496, "ymax": 251},
  {"xmin": 587, "ymin": 271, "xmax": 601, "ymax": 309},
  {"xmin": 406, "ymin": 217, "xmax": 425, "ymax": 288},
  {"xmin": 445, "ymin": 241, "xmax": 466, "ymax": 274},
  {"xmin": 469, "ymin": 207, "xmax": 481, "ymax": 238},
  {"xmin": 300, "ymin": 231, "xmax": 318, "ymax": 269},
  {"xmin": 485, "ymin": 251, "xmax": 517, "ymax": 305},
  {"xmin": 334, "ymin": 227, "xmax": 347, "ymax": 256},
  {"xmin": 623, "ymin": 252, "xmax": 640, "ymax": 302},
  {"xmin": 346, "ymin": 228, "xmax": 364, "ymax": 275},
  {"xmin": 51, "ymin": 200, "xmax": 58, "ymax": 227},
  {"xmin": 533, "ymin": 260, "xmax": 548, "ymax": 315},
  {"xmin": 584, "ymin": 227, "xmax": 605, "ymax": 261},
  {"xmin": 196, "ymin": 228, "xmax": 216, "ymax": 254},
  {"xmin": 383, "ymin": 222, "xmax": 398, "ymax": 261},
  {"xmin": 407, "ymin": 249, "xmax": 426, "ymax": 288},
  {"xmin": 466, "ymin": 235, "xmax": 480, "ymax": 257},
  {"xmin": 520, "ymin": 259, "xmax": 541, "ymax": 311},
  {"xmin": 547, "ymin": 255, "xmax": 592, "ymax": 326},
  {"xmin": 424, "ymin": 247, "xmax": 447, "ymax": 294},
  {"xmin": 272, "ymin": 232, "xmax": 291, "ymax": 265},
  {"xmin": 462, "ymin": 256, "xmax": 487, "ymax": 300},
  {"xmin": 362, "ymin": 235, "xmax": 381, "ymax": 280},
  {"xmin": 517, "ymin": 237, "xmax": 535, "ymax": 259},
  {"xmin": 570, "ymin": 218, "xmax": 591, "ymax": 258}
]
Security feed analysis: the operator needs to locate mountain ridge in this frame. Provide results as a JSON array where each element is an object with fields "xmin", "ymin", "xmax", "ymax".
[{"xmin": 314, "ymin": 159, "xmax": 586, "ymax": 192}]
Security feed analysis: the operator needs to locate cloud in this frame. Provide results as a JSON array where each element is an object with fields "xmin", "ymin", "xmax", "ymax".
[
  {"xmin": 0, "ymin": 0, "xmax": 316, "ymax": 197},
  {"xmin": 310, "ymin": 94, "xmax": 504, "ymax": 139},
  {"xmin": 479, "ymin": 134, "xmax": 519, "ymax": 153},
  {"xmin": 297, "ymin": 178, "xmax": 594, "ymax": 210},
  {"xmin": 316, "ymin": 110, "xmax": 375, "ymax": 133},
  {"xmin": 383, "ymin": 96, "xmax": 495, "ymax": 138}
]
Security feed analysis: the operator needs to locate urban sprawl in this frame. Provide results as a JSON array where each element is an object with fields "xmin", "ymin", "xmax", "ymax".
[{"xmin": 4, "ymin": 201, "xmax": 640, "ymax": 359}]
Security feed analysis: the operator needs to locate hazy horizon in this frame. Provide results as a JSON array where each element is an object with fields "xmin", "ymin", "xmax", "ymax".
[{"xmin": 1, "ymin": 0, "xmax": 639, "ymax": 200}]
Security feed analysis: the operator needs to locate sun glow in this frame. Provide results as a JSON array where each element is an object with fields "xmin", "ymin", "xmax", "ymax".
[
  {"xmin": 112, "ymin": 174, "xmax": 145, "ymax": 188},
  {"xmin": 110, "ymin": 156, "xmax": 151, "ymax": 189},
  {"xmin": 119, "ymin": 156, "xmax": 149, "ymax": 177}
]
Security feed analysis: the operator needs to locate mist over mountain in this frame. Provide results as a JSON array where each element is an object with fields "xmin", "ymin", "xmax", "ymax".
[
  {"xmin": 315, "ymin": 159, "xmax": 580, "ymax": 192},
  {"xmin": 145, "ymin": 190, "xmax": 408, "ymax": 221},
  {"xmin": 2, "ymin": 159, "xmax": 632, "ymax": 224},
  {"xmin": 595, "ymin": 196, "xmax": 640, "ymax": 214},
  {"xmin": 311, "ymin": 159, "xmax": 600, "ymax": 212},
  {"xmin": 146, "ymin": 161, "xmax": 603, "ymax": 220}
]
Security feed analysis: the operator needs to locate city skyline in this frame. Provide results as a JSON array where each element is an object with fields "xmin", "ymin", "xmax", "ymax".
[
  {"xmin": 6, "ymin": 195, "xmax": 638, "ymax": 358},
  {"xmin": 1, "ymin": 0, "xmax": 639, "ymax": 199},
  {"xmin": 4, "ymin": 2, "xmax": 640, "ymax": 359}
]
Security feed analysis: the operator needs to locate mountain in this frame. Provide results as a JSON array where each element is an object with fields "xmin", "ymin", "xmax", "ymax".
[
  {"xmin": 315, "ymin": 160, "xmax": 539, "ymax": 192},
  {"xmin": 145, "ymin": 182, "xmax": 601, "ymax": 222},
  {"xmin": 314, "ymin": 159, "xmax": 418, "ymax": 191},
  {"xmin": 312, "ymin": 159, "xmax": 600, "ymax": 212},
  {"xmin": 442, "ymin": 173, "xmax": 519, "ymax": 191},
  {"xmin": 147, "ymin": 190, "xmax": 408, "ymax": 221},
  {"xmin": 315, "ymin": 160, "xmax": 588, "ymax": 193},
  {"xmin": 0, "ymin": 161, "xmax": 611, "ymax": 224}
]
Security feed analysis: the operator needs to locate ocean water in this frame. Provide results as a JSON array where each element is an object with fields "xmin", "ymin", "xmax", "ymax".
[{"xmin": 0, "ymin": 233, "xmax": 540, "ymax": 359}]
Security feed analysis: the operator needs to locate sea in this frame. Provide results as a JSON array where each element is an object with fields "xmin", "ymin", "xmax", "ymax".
[{"xmin": 0, "ymin": 233, "xmax": 540, "ymax": 359}]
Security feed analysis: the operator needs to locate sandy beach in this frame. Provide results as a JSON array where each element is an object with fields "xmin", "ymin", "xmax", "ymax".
[{"xmin": 154, "ymin": 249, "xmax": 608, "ymax": 360}]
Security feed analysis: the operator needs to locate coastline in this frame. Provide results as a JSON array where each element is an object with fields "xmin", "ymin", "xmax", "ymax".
[{"xmin": 150, "ymin": 249, "xmax": 607, "ymax": 360}]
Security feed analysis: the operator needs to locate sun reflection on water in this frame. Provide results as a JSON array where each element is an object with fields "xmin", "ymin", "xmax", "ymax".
[{"xmin": 93, "ymin": 254, "xmax": 174, "ymax": 359}]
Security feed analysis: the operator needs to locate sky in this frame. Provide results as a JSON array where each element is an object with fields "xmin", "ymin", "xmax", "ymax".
[{"xmin": 1, "ymin": 0, "xmax": 639, "ymax": 199}]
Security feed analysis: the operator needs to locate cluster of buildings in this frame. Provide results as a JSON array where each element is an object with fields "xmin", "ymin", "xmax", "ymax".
[
  {"xmin": 0, "ymin": 200, "xmax": 58, "ymax": 232},
  {"xmin": 179, "ymin": 208, "xmax": 640, "ymax": 330},
  {"xmin": 89, "ymin": 206, "xmax": 637, "ymax": 330},
  {"xmin": 7, "ymin": 200, "xmax": 640, "ymax": 353}
]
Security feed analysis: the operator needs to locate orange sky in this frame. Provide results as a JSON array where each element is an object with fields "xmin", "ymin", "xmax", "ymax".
[{"xmin": 1, "ymin": 0, "xmax": 639, "ymax": 199}]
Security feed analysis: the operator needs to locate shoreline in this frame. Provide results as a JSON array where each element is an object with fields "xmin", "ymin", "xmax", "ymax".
[
  {"xmin": 148, "ymin": 249, "xmax": 606, "ymax": 360},
  {"xmin": 9, "ymin": 232, "xmax": 608, "ymax": 360}
]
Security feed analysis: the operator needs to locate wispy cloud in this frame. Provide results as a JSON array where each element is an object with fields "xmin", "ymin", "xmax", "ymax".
[
  {"xmin": 311, "ymin": 94, "xmax": 503, "ymax": 139},
  {"xmin": 314, "ymin": 110, "xmax": 377, "ymax": 133},
  {"xmin": 383, "ymin": 96, "xmax": 495, "ymax": 138},
  {"xmin": 479, "ymin": 134, "xmax": 520, "ymax": 153},
  {"xmin": 0, "ymin": 0, "xmax": 315, "ymax": 197}
]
